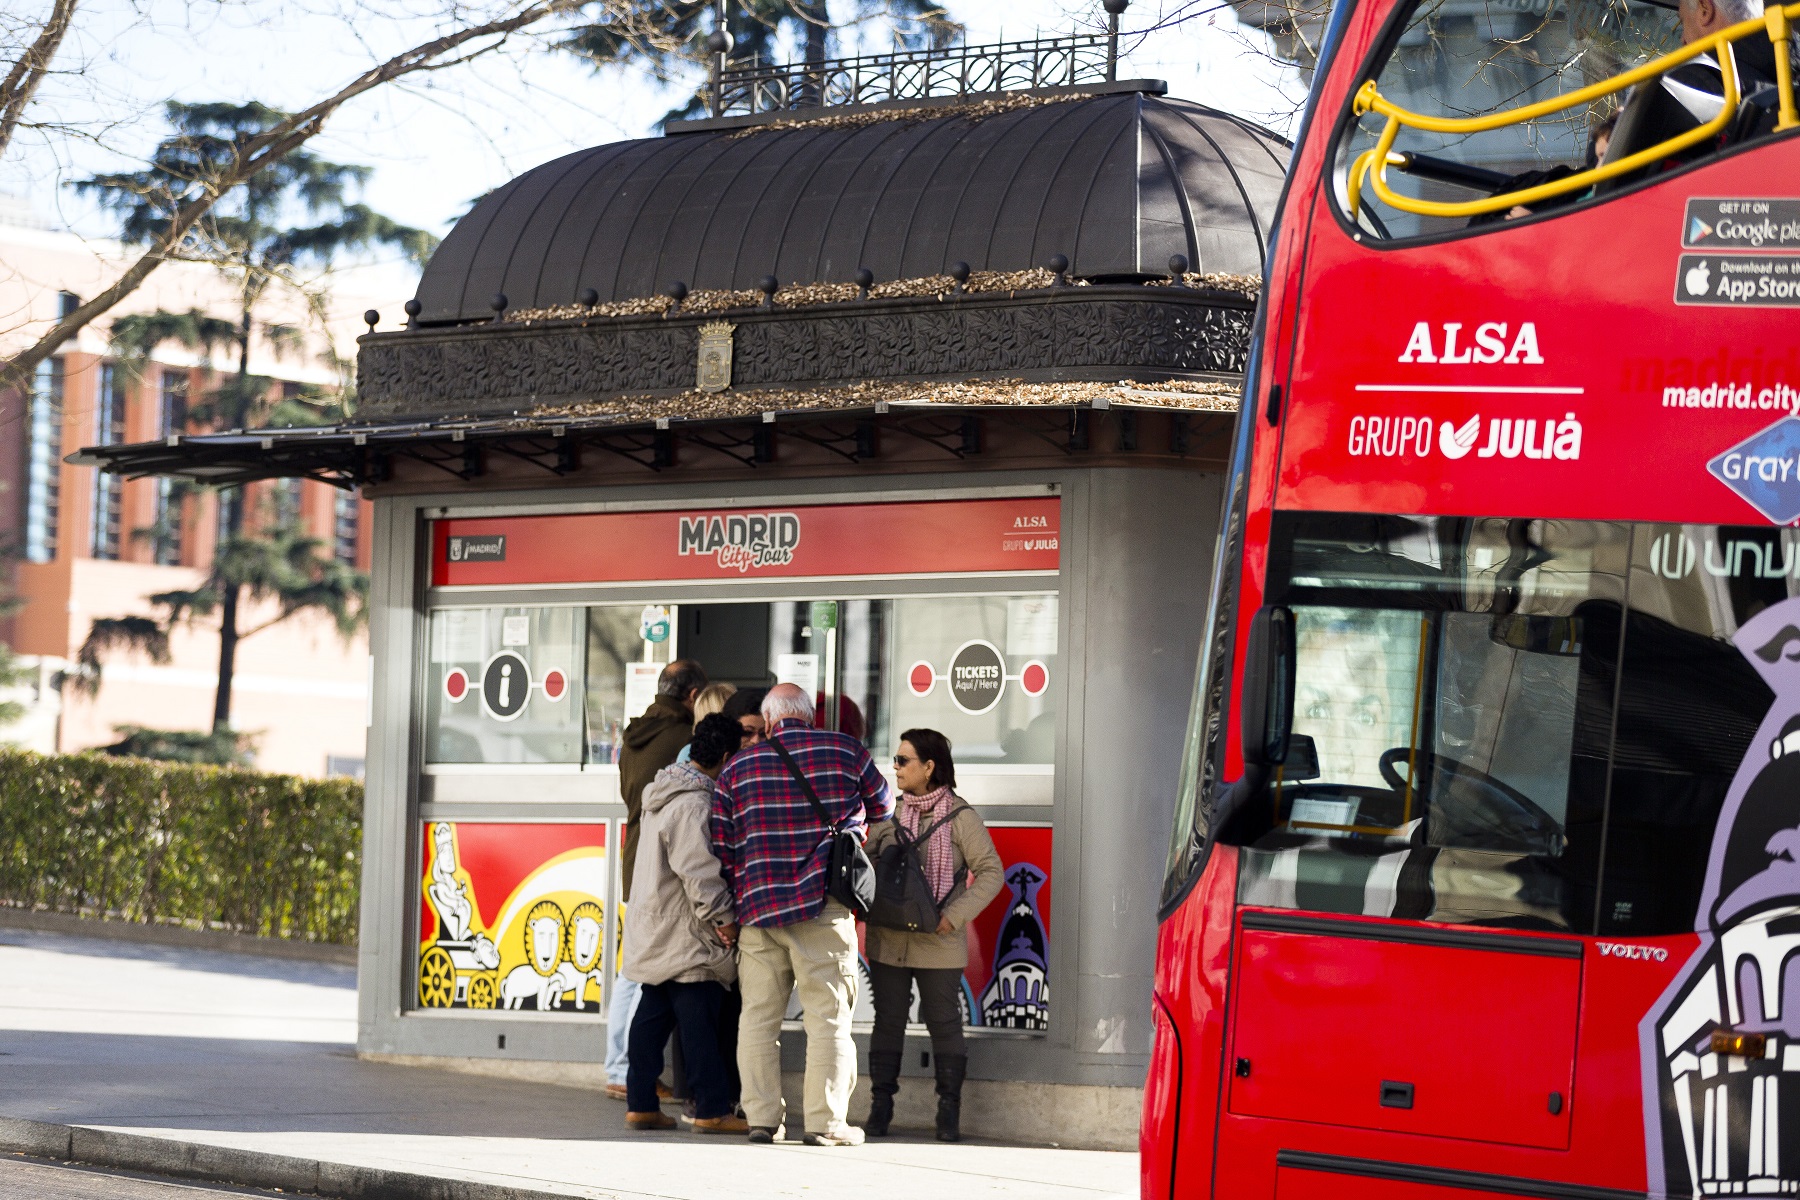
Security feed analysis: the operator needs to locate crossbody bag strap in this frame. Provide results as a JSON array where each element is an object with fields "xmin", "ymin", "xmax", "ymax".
[
  {"xmin": 769, "ymin": 736, "xmax": 840, "ymax": 832},
  {"xmin": 893, "ymin": 803, "xmax": 972, "ymax": 849}
]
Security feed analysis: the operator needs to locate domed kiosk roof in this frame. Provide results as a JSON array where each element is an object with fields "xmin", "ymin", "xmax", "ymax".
[{"xmin": 413, "ymin": 89, "xmax": 1288, "ymax": 325}]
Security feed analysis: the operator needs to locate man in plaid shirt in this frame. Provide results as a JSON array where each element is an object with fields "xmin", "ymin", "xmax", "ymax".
[{"xmin": 712, "ymin": 683, "xmax": 893, "ymax": 1146}]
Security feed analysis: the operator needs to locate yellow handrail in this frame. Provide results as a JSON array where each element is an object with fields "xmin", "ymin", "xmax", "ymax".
[{"xmin": 1347, "ymin": 1, "xmax": 1800, "ymax": 222}]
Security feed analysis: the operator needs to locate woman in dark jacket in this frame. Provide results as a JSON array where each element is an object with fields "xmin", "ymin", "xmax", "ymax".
[{"xmin": 862, "ymin": 728, "xmax": 1003, "ymax": 1142}]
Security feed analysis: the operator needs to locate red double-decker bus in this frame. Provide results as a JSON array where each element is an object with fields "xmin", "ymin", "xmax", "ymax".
[{"xmin": 1142, "ymin": 0, "xmax": 1800, "ymax": 1193}]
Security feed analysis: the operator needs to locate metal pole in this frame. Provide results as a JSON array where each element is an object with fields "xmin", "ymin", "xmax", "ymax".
[
  {"xmin": 1105, "ymin": 0, "xmax": 1129, "ymax": 82},
  {"xmin": 709, "ymin": 0, "xmax": 728, "ymax": 118}
]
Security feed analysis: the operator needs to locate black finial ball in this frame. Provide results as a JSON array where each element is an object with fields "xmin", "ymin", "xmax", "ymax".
[
  {"xmin": 854, "ymin": 267, "xmax": 875, "ymax": 289},
  {"xmin": 759, "ymin": 275, "xmax": 779, "ymax": 296},
  {"xmin": 949, "ymin": 261, "xmax": 971, "ymax": 283},
  {"xmin": 1047, "ymin": 254, "xmax": 1069, "ymax": 274},
  {"xmin": 578, "ymin": 288, "xmax": 599, "ymax": 307},
  {"xmin": 489, "ymin": 293, "xmax": 508, "ymax": 314},
  {"xmin": 668, "ymin": 281, "xmax": 689, "ymax": 302},
  {"xmin": 706, "ymin": 27, "xmax": 734, "ymax": 55},
  {"xmin": 1168, "ymin": 253, "xmax": 1190, "ymax": 276},
  {"xmin": 362, "ymin": 309, "xmax": 379, "ymax": 330},
  {"xmin": 1104, "ymin": 0, "xmax": 1131, "ymax": 13},
  {"xmin": 403, "ymin": 299, "xmax": 422, "ymax": 317}
]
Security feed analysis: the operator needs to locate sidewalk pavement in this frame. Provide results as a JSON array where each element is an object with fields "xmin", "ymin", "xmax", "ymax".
[{"xmin": 0, "ymin": 927, "xmax": 1136, "ymax": 1200}]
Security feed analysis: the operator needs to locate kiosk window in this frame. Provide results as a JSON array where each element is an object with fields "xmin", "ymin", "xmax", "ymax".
[
  {"xmin": 425, "ymin": 606, "xmax": 586, "ymax": 764},
  {"xmin": 883, "ymin": 595, "xmax": 1059, "ymax": 765},
  {"xmin": 585, "ymin": 606, "xmax": 674, "ymax": 766}
]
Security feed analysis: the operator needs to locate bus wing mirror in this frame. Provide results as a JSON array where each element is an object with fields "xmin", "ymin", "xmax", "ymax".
[{"xmin": 1240, "ymin": 606, "xmax": 1296, "ymax": 768}]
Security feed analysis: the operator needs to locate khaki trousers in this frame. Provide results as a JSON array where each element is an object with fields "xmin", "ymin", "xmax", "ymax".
[{"xmin": 736, "ymin": 901, "xmax": 859, "ymax": 1134}]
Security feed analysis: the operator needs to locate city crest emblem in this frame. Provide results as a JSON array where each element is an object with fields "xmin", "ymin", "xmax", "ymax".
[{"xmin": 696, "ymin": 320, "xmax": 735, "ymax": 393}]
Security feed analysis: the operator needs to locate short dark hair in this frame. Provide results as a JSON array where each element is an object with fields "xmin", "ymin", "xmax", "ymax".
[
  {"xmin": 898, "ymin": 727, "xmax": 955, "ymax": 791},
  {"xmin": 658, "ymin": 659, "xmax": 708, "ymax": 700},
  {"xmin": 690, "ymin": 714, "xmax": 742, "ymax": 770},
  {"xmin": 722, "ymin": 687, "xmax": 766, "ymax": 722}
]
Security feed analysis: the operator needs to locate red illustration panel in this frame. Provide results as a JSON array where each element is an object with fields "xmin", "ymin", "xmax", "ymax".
[{"xmin": 416, "ymin": 822, "xmax": 608, "ymax": 1014}]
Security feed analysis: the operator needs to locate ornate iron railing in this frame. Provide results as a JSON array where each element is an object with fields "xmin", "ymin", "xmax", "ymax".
[{"xmin": 709, "ymin": 32, "xmax": 1123, "ymax": 119}]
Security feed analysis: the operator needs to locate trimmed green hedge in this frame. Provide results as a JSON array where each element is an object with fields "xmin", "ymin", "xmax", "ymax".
[{"xmin": 0, "ymin": 749, "xmax": 361, "ymax": 944}]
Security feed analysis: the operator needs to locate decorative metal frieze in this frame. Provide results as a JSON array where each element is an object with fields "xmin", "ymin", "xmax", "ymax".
[
  {"xmin": 356, "ymin": 290, "xmax": 1253, "ymax": 420},
  {"xmin": 696, "ymin": 321, "xmax": 735, "ymax": 392},
  {"xmin": 713, "ymin": 34, "xmax": 1116, "ymax": 119}
]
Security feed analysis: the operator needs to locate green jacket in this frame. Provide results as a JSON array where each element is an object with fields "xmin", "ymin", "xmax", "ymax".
[{"xmin": 618, "ymin": 694, "xmax": 691, "ymax": 902}]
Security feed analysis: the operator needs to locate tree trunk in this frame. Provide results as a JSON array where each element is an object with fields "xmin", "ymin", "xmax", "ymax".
[
  {"xmin": 803, "ymin": 1, "xmax": 828, "ymax": 64},
  {"xmin": 213, "ymin": 582, "xmax": 240, "ymax": 731}
]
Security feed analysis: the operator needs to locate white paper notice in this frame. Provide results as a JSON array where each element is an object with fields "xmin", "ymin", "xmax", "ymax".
[
  {"xmin": 624, "ymin": 661, "xmax": 662, "ymax": 722},
  {"xmin": 502, "ymin": 615, "xmax": 531, "ymax": 646},
  {"xmin": 775, "ymin": 653, "xmax": 820, "ymax": 696},
  {"xmin": 1007, "ymin": 596, "xmax": 1058, "ymax": 656},
  {"xmin": 432, "ymin": 609, "xmax": 486, "ymax": 663}
]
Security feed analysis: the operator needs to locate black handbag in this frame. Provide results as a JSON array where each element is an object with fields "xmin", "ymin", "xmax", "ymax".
[
  {"xmin": 868, "ymin": 805, "xmax": 970, "ymax": 932},
  {"xmin": 769, "ymin": 737, "xmax": 876, "ymax": 917}
]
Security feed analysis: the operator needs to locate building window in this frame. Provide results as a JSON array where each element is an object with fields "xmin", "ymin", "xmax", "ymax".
[
  {"xmin": 91, "ymin": 363, "xmax": 127, "ymax": 560},
  {"xmin": 153, "ymin": 478, "xmax": 182, "ymax": 566},
  {"xmin": 334, "ymin": 490, "xmax": 358, "ymax": 563},
  {"xmin": 158, "ymin": 369, "xmax": 187, "ymax": 436},
  {"xmin": 216, "ymin": 487, "xmax": 241, "ymax": 540},
  {"xmin": 24, "ymin": 358, "xmax": 63, "ymax": 563},
  {"xmin": 57, "ymin": 291, "xmax": 80, "ymax": 319},
  {"xmin": 274, "ymin": 477, "xmax": 303, "ymax": 531}
]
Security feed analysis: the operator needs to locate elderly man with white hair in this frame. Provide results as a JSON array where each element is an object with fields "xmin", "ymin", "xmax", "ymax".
[
  {"xmin": 1603, "ymin": 0, "xmax": 1786, "ymax": 174},
  {"xmin": 710, "ymin": 682, "xmax": 893, "ymax": 1147}
]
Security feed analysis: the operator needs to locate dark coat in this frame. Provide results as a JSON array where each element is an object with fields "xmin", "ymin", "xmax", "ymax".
[{"xmin": 618, "ymin": 694, "xmax": 691, "ymax": 902}]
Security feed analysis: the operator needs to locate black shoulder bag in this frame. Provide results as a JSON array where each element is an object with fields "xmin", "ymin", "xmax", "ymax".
[
  {"xmin": 868, "ymin": 804, "xmax": 970, "ymax": 933},
  {"xmin": 769, "ymin": 737, "xmax": 876, "ymax": 917}
]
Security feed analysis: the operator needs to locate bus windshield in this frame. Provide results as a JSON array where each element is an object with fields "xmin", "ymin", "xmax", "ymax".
[{"xmin": 1227, "ymin": 511, "xmax": 1780, "ymax": 934}]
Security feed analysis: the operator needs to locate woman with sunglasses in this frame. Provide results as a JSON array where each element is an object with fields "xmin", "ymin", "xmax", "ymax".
[{"xmin": 861, "ymin": 728, "xmax": 1003, "ymax": 1142}]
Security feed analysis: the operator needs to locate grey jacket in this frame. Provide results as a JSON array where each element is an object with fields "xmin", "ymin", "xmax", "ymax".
[
  {"xmin": 621, "ymin": 763, "xmax": 737, "ymax": 986},
  {"xmin": 864, "ymin": 802, "xmax": 1004, "ymax": 970}
]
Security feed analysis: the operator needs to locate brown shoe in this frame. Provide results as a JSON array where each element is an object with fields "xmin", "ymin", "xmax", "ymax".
[
  {"xmin": 605, "ymin": 1083, "xmax": 628, "ymax": 1101},
  {"xmin": 693, "ymin": 1114, "xmax": 751, "ymax": 1135},
  {"xmin": 626, "ymin": 1111, "xmax": 677, "ymax": 1130}
]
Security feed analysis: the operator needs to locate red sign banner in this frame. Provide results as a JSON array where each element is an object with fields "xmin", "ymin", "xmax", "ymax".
[{"xmin": 431, "ymin": 497, "xmax": 1061, "ymax": 587}]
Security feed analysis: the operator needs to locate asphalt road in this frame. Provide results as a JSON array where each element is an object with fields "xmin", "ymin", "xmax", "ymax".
[{"xmin": 0, "ymin": 1156, "xmax": 292, "ymax": 1199}]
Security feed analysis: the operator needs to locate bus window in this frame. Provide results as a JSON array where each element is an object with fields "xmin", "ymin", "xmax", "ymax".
[
  {"xmin": 1596, "ymin": 525, "xmax": 1783, "ymax": 935},
  {"xmin": 1238, "ymin": 512, "xmax": 1627, "ymax": 930},
  {"xmin": 1337, "ymin": 0, "xmax": 1679, "ymax": 240}
]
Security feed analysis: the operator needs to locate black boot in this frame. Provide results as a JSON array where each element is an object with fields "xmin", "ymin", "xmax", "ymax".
[
  {"xmin": 865, "ymin": 1050, "xmax": 901, "ymax": 1137},
  {"xmin": 934, "ymin": 1054, "xmax": 967, "ymax": 1142}
]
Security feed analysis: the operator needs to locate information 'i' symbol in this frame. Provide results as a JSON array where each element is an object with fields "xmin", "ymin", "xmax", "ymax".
[{"xmin": 481, "ymin": 651, "xmax": 532, "ymax": 721}]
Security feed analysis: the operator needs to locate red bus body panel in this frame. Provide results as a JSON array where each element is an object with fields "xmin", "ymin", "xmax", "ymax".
[
  {"xmin": 1143, "ymin": 0, "xmax": 1800, "ymax": 1188},
  {"xmin": 1228, "ymin": 918, "xmax": 1582, "ymax": 1150}
]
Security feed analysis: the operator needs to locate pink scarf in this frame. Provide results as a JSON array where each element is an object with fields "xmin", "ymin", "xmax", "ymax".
[{"xmin": 899, "ymin": 785, "xmax": 958, "ymax": 904}]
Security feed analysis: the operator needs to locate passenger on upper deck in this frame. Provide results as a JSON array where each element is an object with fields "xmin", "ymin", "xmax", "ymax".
[{"xmin": 1604, "ymin": 0, "xmax": 1789, "ymax": 176}]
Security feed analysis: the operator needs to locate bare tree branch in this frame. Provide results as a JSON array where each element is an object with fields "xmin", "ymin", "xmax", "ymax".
[
  {"xmin": 0, "ymin": 0, "xmax": 588, "ymax": 400},
  {"xmin": 0, "ymin": 0, "xmax": 78, "ymax": 163}
]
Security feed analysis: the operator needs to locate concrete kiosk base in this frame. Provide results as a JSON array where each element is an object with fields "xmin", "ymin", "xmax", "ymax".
[{"xmin": 363, "ymin": 1052, "xmax": 1141, "ymax": 1151}]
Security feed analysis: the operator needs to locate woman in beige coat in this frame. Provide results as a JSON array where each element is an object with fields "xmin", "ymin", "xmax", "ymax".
[
  {"xmin": 862, "ymin": 728, "xmax": 1003, "ymax": 1142},
  {"xmin": 620, "ymin": 714, "xmax": 746, "ymax": 1134}
]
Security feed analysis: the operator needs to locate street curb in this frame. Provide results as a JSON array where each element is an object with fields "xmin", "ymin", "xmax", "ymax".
[
  {"xmin": 0, "ymin": 907, "xmax": 358, "ymax": 966},
  {"xmin": 0, "ymin": 1117, "xmax": 583, "ymax": 1200}
]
